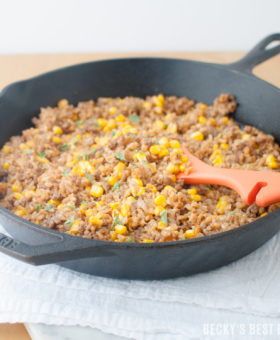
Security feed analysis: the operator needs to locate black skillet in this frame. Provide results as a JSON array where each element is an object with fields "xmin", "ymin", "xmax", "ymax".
[{"xmin": 0, "ymin": 34, "xmax": 280, "ymax": 280}]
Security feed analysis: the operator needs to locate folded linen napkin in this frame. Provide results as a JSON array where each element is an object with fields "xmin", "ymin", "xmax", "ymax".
[{"xmin": 1, "ymin": 223, "xmax": 280, "ymax": 340}]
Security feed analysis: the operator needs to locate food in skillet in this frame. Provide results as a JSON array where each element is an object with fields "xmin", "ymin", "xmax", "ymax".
[{"xmin": 0, "ymin": 94, "xmax": 280, "ymax": 243}]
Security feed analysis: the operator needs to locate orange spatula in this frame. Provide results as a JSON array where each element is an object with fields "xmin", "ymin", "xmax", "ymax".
[{"xmin": 177, "ymin": 147, "xmax": 280, "ymax": 207}]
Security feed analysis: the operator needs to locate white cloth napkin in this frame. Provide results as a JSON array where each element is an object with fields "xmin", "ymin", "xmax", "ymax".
[{"xmin": 1, "ymin": 222, "xmax": 280, "ymax": 340}]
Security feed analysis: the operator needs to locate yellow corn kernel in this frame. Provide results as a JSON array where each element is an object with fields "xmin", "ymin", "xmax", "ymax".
[
  {"xmin": 154, "ymin": 106, "xmax": 163, "ymax": 114},
  {"xmin": 79, "ymin": 204, "xmax": 87, "ymax": 214},
  {"xmin": 76, "ymin": 134, "xmax": 82, "ymax": 140},
  {"xmin": 266, "ymin": 155, "xmax": 278, "ymax": 169},
  {"xmin": 88, "ymin": 215, "xmax": 102, "ymax": 226},
  {"xmin": 115, "ymin": 114, "xmax": 126, "ymax": 122},
  {"xmin": 220, "ymin": 142, "xmax": 228, "ymax": 150},
  {"xmin": 216, "ymin": 196, "xmax": 228, "ymax": 214},
  {"xmin": 133, "ymin": 152, "xmax": 147, "ymax": 162},
  {"xmin": 200, "ymin": 104, "xmax": 207, "ymax": 110},
  {"xmin": 2, "ymin": 145, "xmax": 12, "ymax": 154},
  {"xmin": 159, "ymin": 221, "xmax": 167, "ymax": 228},
  {"xmin": 57, "ymin": 99, "xmax": 68, "ymax": 108},
  {"xmin": 167, "ymin": 122, "xmax": 177, "ymax": 133},
  {"xmin": 85, "ymin": 209, "xmax": 94, "ymax": 217},
  {"xmin": 103, "ymin": 119, "xmax": 116, "ymax": 132},
  {"xmin": 48, "ymin": 199, "xmax": 60, "ymax": 206},
  {"xmin": 13, "ymin": 192, "xmax": 22, "ymax": 199},
  {"xmin": 154, "ymin": 94, "xmax": 165, "ymax": 107},
  {"xmin": 114, "ymin": 162, "xmax": 126, "ymax": 172},
  {"xmin": 147, "ymin": 163, "xmax": 157, "ymax": 174},
  {"xmin": 12, "ymin": 183, "xmax": 22, "ymax": 192},
  {"xmin": 3, "ymin": 162, "xmax": 10, "ymax": 170},
  {"xmin": 191, "ymin": 131, "xmax": 204, "ymax": 141},
  {"xmin": 97, "ymin": 118, "xmax": 107, "ymax": 128},
  {"xmin": 212, "ymin": 154, "xmax": 223, "ymax": 166},
  {"xmin": 110, "ymin": 230, "xmax": 117, "ymax": 240},
  {"xmin": 133, "ymin": 178, "xmax": 143, "ymax": 187},
  {"xmin": 154, "ymin": 194, "xmax": 167, "ymax": 207},
  {"xmin": 19, "ymin": 143, "xmax": 28, "ymax": 151},
  {"xmin": 142, "ymin": 239, "xmax": 153, "ymax": 243},
  {"xmin": 190, "ymin": 194, "xmax": 201, "ymax": 202},
  {"xmin": 22, "ymin": 190, "xmax": 35, "ymax": 199},
  {"xmin": 223, "ymin": 116, "xmax": 229, "ymax": 124},
  {"xmin": 154, "ymin": 120, "xmax": 165, "ymax": 130},
  {"xmin": 150, "ymin": 145, "xmax": 161, "ymax": 155},
  {"xmin": 146, "ymin": 184, "xmax": 157, "ymax": 192},
  {"xmin": 14, "ymin": 206, "xmax": 26, "ymax": 217},
  {"xmin": 241, "ymin": 134, "xmax": 250, "ymax": 140},
  {"xmin": 69, "ymin": 220, "xmax": 81, "ymax": 234},
  {"xmin": 171, "ymin": 174, "xmax": 177, "ymax": 182},
  {"xmin": 108, "ymin": 176, "xmax": 117, "ymax": 186},
  {"xmin": 114, "ymin": 224, "xmax": 127, "ymax": 235},
  {"xmin": 198, "ymin": 116, "xmax": 207, "ymax": 124},
  {"xmin": 126, "ymin": 196, "xmax": 135, "ymax": 204},
  {"xmin": 52, "ymin": 126, "xmax": 63, "ymax": 135},
  {"xmin": 159, "ymin": 137, "xmax": 170, "ymax": 148},
  {"xmin": 95, "ymin": 201, "xmax": 105, "ymax": 208},
  {"xmin": 109, "ymin": 106, "xmax": 117, "ymax": 115},
  {"xmin": 267, "ymin": 161, "xmax": 278, "ymax": 169},
  {"xmin": 166, "ymin": 162, "xmax": 177, "ymax": 174},
  {"xmin": 37, "ymin": 156, "xmax": 48, "ymax": 164},
  {"xmin": 52, "ymin": 136, "xmax": 61, "ymax": 144},
  {"xmin": 184, "ymin": 229, "xmax": 196, "ymax": 239},
  {"xmin": 169, "ymin": 140, "xmax": 180, "ymax": 149},
  {"xmin": 212, "ymin": 144, "xmax": 219, "ymax": 151},
  {"xmin": 142, "ymin": 101, "xmax": 151, "ymax": 109},
  {"xmin": 90, "ymin": 184, "xmax": 104, "ymax": 197},
  {"xmin": 120, "ymin": 204, "xmax": 130, "ymax": 217},
  {"xmin": 110, "ymin": 202, "xmax": 120, "ymax": 209},
  {"xmin": 164, "ymin": 113, "xmax": 173, "ymax": 121},
  {"xmin": 179, "ymin": 164, "xmax": 186, "ymax": 172},
  {"xmin": 159, "ymin": 148, "xmax": 169, "ymax": 158},
  {"xmin": 187, "ymin": 188, "xmax": 197, "ymax": 195},
  {"xmin": 80, "ymin": 161, "xmax": 96, "ymax": 175},
  {"xmin": 209, "ymin": 118, "xmax": 216, "ymax": 126},
  {"xmin": 154, "ymin": 206, "xmax": 164, "ymax": 216},
  {"xmin": 260, "ymin": 212, "xmax": 268, "ymax": 217},
  {"xmin": 181, "ymin": 155, "xmax": 188, "ymax": 163}
]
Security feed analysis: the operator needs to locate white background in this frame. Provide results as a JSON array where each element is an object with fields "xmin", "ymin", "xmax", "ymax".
[{"xmin": 0, "ymin": 0, "xmax": 279, "ymax": 54}]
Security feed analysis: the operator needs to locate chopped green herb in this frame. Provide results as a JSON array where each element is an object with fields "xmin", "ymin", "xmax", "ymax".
[
  {"xmin": 60, "ymin": 144, "xmax": 71, "ymax": 151},
  {"xmin": 206, "ymin": 184, "xmax": 213, "ymax": 189},
  {"xmin": 85, "ymin": 173, "xmax": 95, "ymax": 183},
  {"xmin": 74, "ymin": 138, "xmax": 78, "ymax": 146},
  {"xmin": 111, "ymin": 216, "xmax": 124, "ymax": 229},
  {"xmin": 63, "ymin": 168, "xmax": 70, "ymax": 177},
  {"xmin": 80, "ymin": 201, "xmax": 87, "ymax": 205},
  {"xmin": 116, "ymin": 152, "xmax": 125, "ymax": 161},
  {"xmin": 94, "ymin": 121, "xmax": 100, "ymax": 127},
  {"xmin": 78, "ymin": 154, "xmax": 82, "ymax": 161},
  {"xmin": 160, "ymin": 210, "xmax": 168, "ymax": 225},
  {"xmin": 64, "ymin": 215, "xmax": 75, "ymax": 228},
  {"xmin": 68, "ymin": 205, "xmax": 75, "ymax": 210},
  {"xmin": 131, "ymin": 163, "xmax": 137, "ymax": 166},
  {"xmin": 129, "ymin": 114, "xmax": 140, "ymax": 123},
  {"xmin": 45, "ymin": 203, "xmax": 55, "ymax": 211},
  {"xmin": 154, "ymin": 140, "xmax": 159, "ymax": 145},
  {"xmin": 111, "ymin": 130, "xmax": 117, "ymax": 137},
  {"xmin": 24, "ymin": 149, "xmax": 33, "ymax": 155},
  {"xmin": 35, "ymin": 204, "xmax": 42, "ymax": 212},
  {"xmin": 91, "ymin": 148, "xmax": 96, "ymax": 154},
  {"xmin": 36, "ymin": 151, "xmax": 47, "ymax": 157},
  {"xmin": 125, "ymin": 236, "xmax": 134, "ymax": 243},
  {"xmin": 64, "ymin": 231, "xmax": 70, "ymax": 234},
  {"xmin": 75, "ymin": 120, "xmax": 85, "ymax": 126},
  {"xmin": 85, "ymin": 153, "xmax": 89, "ymax": 160},
  {"xmin": 229, "ymin": 210, "xmax": 236, "ymax": 215},
  {"xmin": 181, "ymin": 234, "xmax": 185, "ymax": 240},
  {"xmin": 112, "ymin": 181, "xmax": 120, "ymax": 192}
]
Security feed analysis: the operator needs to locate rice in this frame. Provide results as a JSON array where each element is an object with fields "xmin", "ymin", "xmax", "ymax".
[{"xmin": 0, "ymin": 93, "xmax": 279, "ymax": 243}]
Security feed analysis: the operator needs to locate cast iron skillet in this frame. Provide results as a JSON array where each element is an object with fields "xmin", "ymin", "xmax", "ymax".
[{"xmin": 0, "ymin": 34, "xmax": 280, "ymax": 280}]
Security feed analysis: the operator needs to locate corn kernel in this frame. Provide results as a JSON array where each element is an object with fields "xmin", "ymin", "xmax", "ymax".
[
  {"xmin": 108, "ymin": 176, "xmax": 117, "ymax": 186},
  {"xmin": 167, "ymin": 123, "xmax": 177, "ymax": 133},
  {"xmin": 90, "ymin": 184, "xmax": 104, "ymax": 197},
  {"xmin": 3, "ymin": 162, "xmax": 10, "ymax": 170},
  {"xmin": 126, "ymin": 196, "xmax": 135, "ymax": 204},
  {"xmin": 187, "ymin": 188, "xmax": 197, "ymax": 195},
  {"xmin": 114, "ymin": 161, "xmax": 126, "ymax": 172},
  {"xmin": 154, "ymin": 120, "xmax": 165, "ymax": 130},
  {"xmin": 48, "ymin": 199, "xmax": 60, "ymax": 206},
  {"xmin": 223, "ymin": 116, "xmax": 229, "ymax": 124},
  {"xmin": 179, "ymin": 164, "xmax": 186, "ymax": 172},
  {"xmin": 110, "ymin": 230, "xmax": 117, "ymax": 240},
  {"xmin": 69, "ymin": 220, "xmax": 81, "ymax": 234},
  {"xmin": 2, "ymin": 145, "xmax": 12, "ymax": 154},
  {"xmin": 159, "ymin": 148, "xmax": 169, "ymax": 158},
  {"xmin": 220, "ymin": 142, "xmax": 228, "ymax": 150},
  {"xmin": 110, "ymin": 202, "xmax": 120, "ymax": 209},
  {"xmin": 52, "ymin": 126, "xmax": 63, "ymax": 135},
  {"xmin": 97, "ymin": 118, "xmax": 107, "ymax": 128},
  {"xmin": 191, "ymin": 131, "xmax": 204, "ymax": 141},
  {"xmin": 260, "ymin": 212, "xmax": 268, "ymax": 217},
  {"xmin": 133, "ymin": 152, "xmax": 147, "ymax": 162},
  {"xmin": 88, "ymin": 215, "xmax": 102, "ymax": 226},
  {"xmin": 13, "ymin": 192, "xmax": 22, "ymax": 199},
  {"xmin": 181, "ymin": 155, "xmax": 188, "ymax": 163},
  {"xmin": 198, "ymin": 116, "xmax": 207, "ymax": 124},
  {"xmin": 154, "ymin": 194, "xmax": 167, "ymax": 207},
  {"xmin": 79, "ymin": 204, "xmax": 87, "ymax": 214},
  {"xmin": 159, "ymin": 137, "xmax": 169, "ymax": 148},
  {"xmin": 146, "ymin": 184, "xmax": 157, "ymax": 192},
  {"xmin": 103, "ymin": 119, "xmax": 116, "ymax": 132},
  {"xmin": 190, "ymin": 194, "xmax": 201, "ymax": 202},
  {"xmin": 109, "ymin": 107, "xmax": 117, "ymax": 115},
  {"xmin": 52, "ymin": 136, "xmax": 61, "ymax": 144},
  {"xmin": 57, "ymin": 99, "xmax": 68, "ymax": 108},
  {"xmin": 267, "ymin": 161, "xmax": 278, "ymax": 169},
  {"xmin": 22, "ymin": 190, "xmax": 35, "ymax": 199},
  {"xmin": 200, "ymin": 104, "xmax": 207, "ymax": 110},
  {"xmin": 184, "ymin": 229, "xmax": 196, "ymax": 239},
  {"xmin": 209, "ymin": 118, "xmax": 216, "ymax": 126},
  {"xmin": 12, "ymin": 183, "xmax": 22, "ymax": 192},
  {"xmin": 121, "ymin": 204, "xmax": 130, "ymax": 217},
  {"xmin": 155, "ymin": 94, "xmax": 165, "ymax": 107},
  {"xmin": 150, "ymin": 145, "xmax": 161, "ymax": 155},
  {"xmin": 171, "ymin": 174, "xmax": 176, "ymax": 182},
  {"xmin": 154, "ymin": 106, "xmax": 163, "ymax": 114},
  {"xmin": 241, "ymin": 134, "xmax": 250, "ymax": 140},
  {"xmin": 213, "ymin": 155, "xmax": 223, "ymax": 166},
  {"xmin": 166, "ymin": 162, "xmax": 177, "ymax": 174},
  {"xmin": 216, "ymin": 196, "xmax": 228, "ymax": 214},
  {"xmin": 85, "ymin": 209, "xmax": 94, "ymax": 217},
  {"xmin": 115, "ymin": 114, "xmax": 126, "ymax": 122},
  {"xmin": 168, "ymin": 140, "xmax": 180, "ymax": 149},
  {"xmin": 114, "ymin": 224, "xmax": 127, "ymax": 235},
  {"xmin": 154, "ymin": 206, "xmax": 164, "ymax": 216},
  {"xmin": 142, "ymin": 239, "xmax": 153, "ymax": 243},
  {"xmin": 158, "ymin": 221, "xmax": 167, "ymax": 228},
  {"xmin": 37, "ymin": 156, "xmax": 48, "ymax": 164},
  {"xmin": 14, "ymin": 207, "xmax": 26, "ymax": 217},
  {"xmin": 142, "ymin": 101, "xmax": 151, "ymax": 109}
]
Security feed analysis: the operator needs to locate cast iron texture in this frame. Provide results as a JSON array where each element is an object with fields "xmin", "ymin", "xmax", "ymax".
[{"xmin": 0, "ymin": 33, "xmax": 280, "ymax": 279}]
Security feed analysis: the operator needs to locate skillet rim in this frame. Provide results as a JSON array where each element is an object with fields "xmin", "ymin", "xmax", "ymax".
[{"xmin": 0, "ymin": 55, "xmax": 280, "ymax": 250}]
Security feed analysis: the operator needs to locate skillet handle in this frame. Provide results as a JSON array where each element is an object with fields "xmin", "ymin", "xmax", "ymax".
[
  {"xmin": 227, "ymin": 33, "xmax": 280, "ymax": 73},
  {"xmin": 0, "ymin": 231, "xmax": 113, "ymax": 265}
]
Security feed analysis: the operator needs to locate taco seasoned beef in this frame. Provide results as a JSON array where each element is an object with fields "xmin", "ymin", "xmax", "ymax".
[{"xmin": 0, "ymin": 94, "xmax": 279, "ymax": 242}]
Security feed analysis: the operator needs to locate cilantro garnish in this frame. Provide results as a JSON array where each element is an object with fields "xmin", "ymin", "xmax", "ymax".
[
  {"xmin": 160, "ymin": 210, "xmax": 168, "ymax": 225},
  {"xmin": 129, "ymin": 114, "xmax": 140, "ymax": 123},
  {"xmin": 116, "ymin": 152, "xmax": 125, "ymax": 161},
  {"xmin": 112, "ymin": 181, "xmax": 120, "ymax": 191}
]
